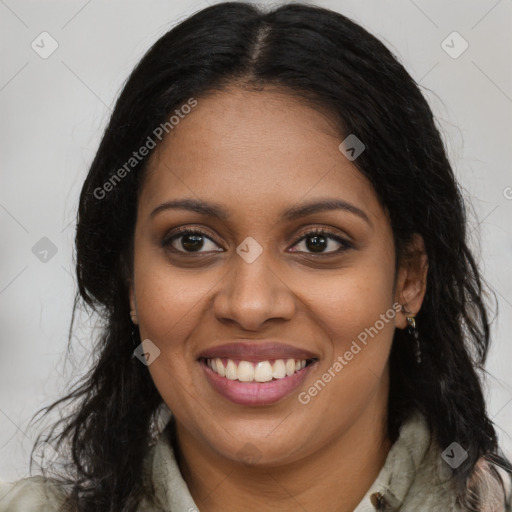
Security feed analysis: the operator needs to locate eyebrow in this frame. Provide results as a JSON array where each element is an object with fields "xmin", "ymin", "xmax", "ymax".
[{"xmin": 150, "ymin": 198, "xmax": 371, "ymax": 225}]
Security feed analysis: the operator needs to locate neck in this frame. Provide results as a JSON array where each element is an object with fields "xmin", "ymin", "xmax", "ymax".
[{"xmin": 175, "ymin": 386, "xmax": 391, "ymax": 512}]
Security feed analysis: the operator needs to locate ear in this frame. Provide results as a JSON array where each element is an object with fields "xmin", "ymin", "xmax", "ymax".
[{"xmin": 394, "ymin": 233, "xmax": 428, "ymax": 329}]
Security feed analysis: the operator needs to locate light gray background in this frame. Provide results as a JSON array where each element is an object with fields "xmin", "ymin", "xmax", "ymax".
[{"xmin": 1, "ymin": 0, "xmax": 511, "ymax": 481}]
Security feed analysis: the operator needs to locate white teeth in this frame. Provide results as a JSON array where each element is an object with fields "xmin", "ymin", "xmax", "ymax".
[
  {"xmin": 237, "ymin": 361, "xmax": 255, "ymax": 382},
  {"xmin": 272, "ymin": 359, "xmax": 286, "ymax": 379},
  {"xmin": 286, "ymin": 359, "xmax": 296, "ymax": 377},
  {"xmin": 205, "ymin": 357, "xmax": 312, "ymax": 382},
  {"xmin": 225, "ymin": 359, "xmax": 238, "ymax": 380},
  {"xmin": 216, "ymin": 358, "xmax": 225, "ymax": 377},
  {"xmin": 254, "ymin": 361, "xmax": 273, "ymax": 382}
]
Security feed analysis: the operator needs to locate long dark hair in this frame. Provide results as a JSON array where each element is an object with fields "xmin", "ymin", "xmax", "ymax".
[{"xmin": 30, "ymin": 2, "xmax": 509, "ymax": 510}]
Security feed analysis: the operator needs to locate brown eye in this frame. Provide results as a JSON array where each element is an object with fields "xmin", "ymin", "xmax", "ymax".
[
  {"xmin": 290, "ymin": 229, "xmax": 352, "ymax": 255},
  {"xmin": 179, "ymin": 233, "xmax": 206, "ymax": 252},
  {"xmin": 162, "ymin": 229, "xmax": 223, "ymax": 254},
  {"xmin": 305, "ymin": 233, "xmax": 328, "ymax": 253}
]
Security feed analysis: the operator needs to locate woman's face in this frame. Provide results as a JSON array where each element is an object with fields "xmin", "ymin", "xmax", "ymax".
[{"xmin": 130, "ymin": 86, "xmax": 423, "ymax": 466}]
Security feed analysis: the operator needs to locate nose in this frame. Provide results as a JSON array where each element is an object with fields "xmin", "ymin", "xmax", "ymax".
[{"xmin": 212, "ymin": 248, "xmax": 296, "ymax": 331}]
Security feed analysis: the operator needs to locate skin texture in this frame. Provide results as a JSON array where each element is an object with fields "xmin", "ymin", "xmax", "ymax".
[{"xmin": 129, "ymin": 86, "xmax": 428, "ymax": 512}]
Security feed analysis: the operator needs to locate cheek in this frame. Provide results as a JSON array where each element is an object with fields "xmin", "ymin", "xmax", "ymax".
[
  {"xmin": 296, "ymin": 247, "xmax": 397, "ymax": 401},
  {"xmin": 132, "ymin": 256, "xmax": 218, "ymax": 416},
  {"xmin": 299, "ymin": 254, "xmax": 396, "ymax": 344},
  {"xmin": 290, "ymin": 264, "xmax": 396, "ymax": 436},
  {"xmin": 132, "ymin": 251, "xmax": 219, "ymax": 359}
]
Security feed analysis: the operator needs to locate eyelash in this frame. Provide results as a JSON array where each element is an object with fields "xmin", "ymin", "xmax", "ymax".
[{"xmin": 161, "ymin": 226, "xmax": 353, "ymax": 256}]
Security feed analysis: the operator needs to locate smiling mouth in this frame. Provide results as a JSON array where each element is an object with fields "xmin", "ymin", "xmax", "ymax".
[{"xmin": 199, "ymin": 357, "xmax": 318, "ymax": 383}]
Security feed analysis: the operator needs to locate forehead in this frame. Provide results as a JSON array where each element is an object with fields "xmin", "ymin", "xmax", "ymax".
[{"xmin": 139, "ymin": 87, "xmax": 383, "ymax": 226}]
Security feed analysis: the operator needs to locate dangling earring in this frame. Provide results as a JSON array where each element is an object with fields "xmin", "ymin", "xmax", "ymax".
[{"xmin": 403, "ymin": 307, "xmax": 422, "ymax": 364}]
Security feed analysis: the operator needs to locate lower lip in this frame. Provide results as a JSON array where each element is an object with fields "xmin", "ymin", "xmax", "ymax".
[{"xmin": 200, "ymin": 360, "xmax": 316, "ymax": 406}]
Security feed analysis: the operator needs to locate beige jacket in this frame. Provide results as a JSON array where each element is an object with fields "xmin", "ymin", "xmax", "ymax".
[{"xmin": 1, "ymin": 410, "xmax": 510, "ymax": 511}]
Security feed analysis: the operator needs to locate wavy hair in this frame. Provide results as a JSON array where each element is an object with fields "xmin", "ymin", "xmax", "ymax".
[{"xmin": 30, "ymin": 2, "xmax": 510, "ymax": 510}]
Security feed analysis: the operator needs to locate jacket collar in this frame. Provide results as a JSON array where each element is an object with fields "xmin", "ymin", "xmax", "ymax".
[
  {"xmin": 353, "ymin": 409, "xmax": 445, "ymax": 511},
  {"xmin": 149, "ymin": 423, "xmax": 198, "ymax": 512}
]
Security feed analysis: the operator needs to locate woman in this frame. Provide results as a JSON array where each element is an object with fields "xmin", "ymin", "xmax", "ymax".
[{"xmin": 1, "ymin": 2, "xmax": 510, "ymax": 511}]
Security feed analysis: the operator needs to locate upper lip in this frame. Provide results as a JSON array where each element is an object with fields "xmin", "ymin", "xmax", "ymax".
[{"xmin": 197, "ymin": 341, "xmax": 319, "ymax": 362}]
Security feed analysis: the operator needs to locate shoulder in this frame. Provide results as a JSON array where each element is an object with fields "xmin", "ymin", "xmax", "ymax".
[{"xmin": 0, "ymin": 476, "xmax": 69, "ymax": 512}]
